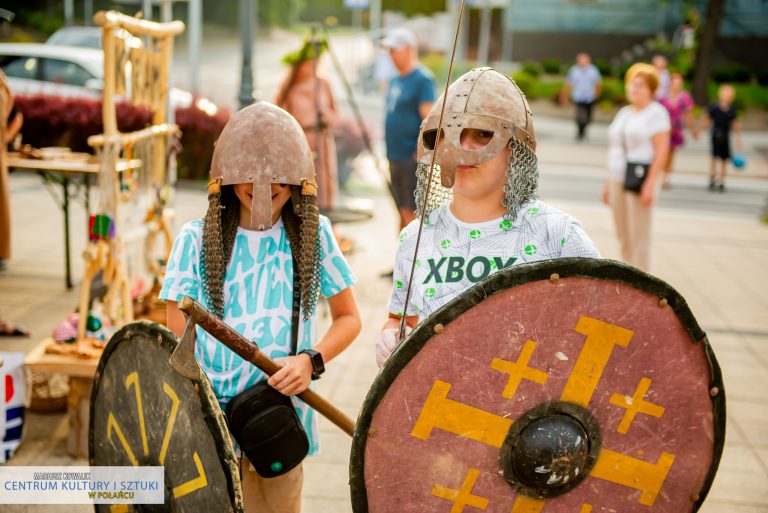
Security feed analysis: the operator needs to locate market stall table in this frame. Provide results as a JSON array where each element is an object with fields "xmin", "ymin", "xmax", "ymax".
[
  {"xmin": 7, "ymin": 151, "xmax": 141, "ymax": 288},
  {"xmin": 24, "ymin": 338, "xmax": 102, "ymax": 459}
]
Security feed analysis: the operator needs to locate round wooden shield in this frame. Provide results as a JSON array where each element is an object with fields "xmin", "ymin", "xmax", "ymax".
[
  {"xmin": 90, "ymin": 321, "xmax": 243, "ymax": 512},
  {"xmin": 351, "ymin": 258, "xmax": 724, "ymax": 513}
]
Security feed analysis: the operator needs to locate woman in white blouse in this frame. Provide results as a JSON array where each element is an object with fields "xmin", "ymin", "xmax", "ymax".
[{"xmin": 603, "ymin": 63, "xmax": 670, "ymax": 270}]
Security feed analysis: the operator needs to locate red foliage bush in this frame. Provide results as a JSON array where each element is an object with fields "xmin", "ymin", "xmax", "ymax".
[
  {"xmin": 15, "ymin": 95, "xmax": 230, "ymax": 180},
  {"xmin": 175, "ymin": 101, "xmax": 230, "ymax": 180}
]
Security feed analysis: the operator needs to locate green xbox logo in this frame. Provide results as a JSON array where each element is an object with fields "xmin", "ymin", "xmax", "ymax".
[
  {"xmin": 524, "ymin": 244, "xmax": 538, "ymax": 255},
  {"xmin": 499, "ymin": 219, "xmax": 513, "ymax": 231},
  {"xmin": 441, "ymin": 239, "xmax": 451, "ymax": 249},
  {"xmin": 469, "ymin": 229, "xmax": 481, "ymax": 240},
  {"xmin": 527, "ymin": 207, "xmax": 540, "ymax": 215},
  {"xmin": 425, "ymin": 287, "xmax": 436, "ymax": 299}
]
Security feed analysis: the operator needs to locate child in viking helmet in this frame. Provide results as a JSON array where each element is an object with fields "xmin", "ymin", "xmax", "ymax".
[
  {"xmin": 377, "ymin": 67, "xmax": 600, "ymax": 367},
  {"xmin": 161, "ymin": 102, "xmax": 361, "ymax": 512}
]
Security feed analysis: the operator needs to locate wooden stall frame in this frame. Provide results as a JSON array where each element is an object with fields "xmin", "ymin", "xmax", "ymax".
[{"xmin": 75, "ymin": 11, "xmax": 185, "ymax": 341}]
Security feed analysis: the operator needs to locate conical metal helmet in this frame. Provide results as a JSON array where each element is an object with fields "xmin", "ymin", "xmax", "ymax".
[
  {"xmin": 210, "ymin": 101, "xmax": 316, "ymax": 230},
  {"xmin": 417, "ymin": 67, "xmax": 536, "ymax": 188}
]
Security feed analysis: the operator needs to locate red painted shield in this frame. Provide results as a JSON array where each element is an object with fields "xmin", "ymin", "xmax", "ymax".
[{"xmin": 350, "ymin": 259, "xmax": 724, "ymax": 513}]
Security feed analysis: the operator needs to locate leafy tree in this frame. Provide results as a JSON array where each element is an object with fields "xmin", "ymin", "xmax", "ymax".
[{"xmin": 692, "ymin": 0, "xmax": 726, "ymax": 105}]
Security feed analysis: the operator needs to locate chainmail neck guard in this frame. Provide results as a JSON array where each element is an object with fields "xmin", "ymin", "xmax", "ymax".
[
  {"xmin": 415, "ymin": 135, "xmax": 539, "ymax": 223},
  {"xmin": 201, "ymin": 184, "xmax": 321, "ymax": 320}
]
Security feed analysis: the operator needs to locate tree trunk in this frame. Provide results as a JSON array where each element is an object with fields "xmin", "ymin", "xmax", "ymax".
[{"xmin": 692, "ymin": 0, "xmax": 726, "ymax": 106}]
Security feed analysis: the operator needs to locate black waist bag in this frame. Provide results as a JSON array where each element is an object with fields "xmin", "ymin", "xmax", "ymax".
[
  {"xmin": 226, "ymin": 382, "xmax": 309, "ymax": 478},
  {"xmin": 623, "ymin": 161, "xmax": 650, "ymax": 193},
  {"xmin": 225, "ymin": 255, "xmax": 308, "ymax": 478}
]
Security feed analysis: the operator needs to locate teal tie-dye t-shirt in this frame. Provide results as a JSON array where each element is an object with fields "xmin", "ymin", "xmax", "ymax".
[{"xmin": 159, "ymin": 215, "xmax": 356, "ymax": 455}]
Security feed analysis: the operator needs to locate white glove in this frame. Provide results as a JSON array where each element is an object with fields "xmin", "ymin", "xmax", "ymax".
[{"xmin": 376, "ymin": 327, "xmax": 412, "ymax": 368}]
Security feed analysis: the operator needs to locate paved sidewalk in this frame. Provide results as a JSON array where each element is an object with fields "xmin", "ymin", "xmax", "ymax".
[{"xmin": 3, "ymin": 156, "xmax": 768, "ymax": 512}]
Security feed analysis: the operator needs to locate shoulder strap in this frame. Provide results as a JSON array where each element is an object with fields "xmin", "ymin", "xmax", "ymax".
[
  {"xmin": 290, "ymin": 253, "xmax": 301, "ymax": 356},
  {"xmin": 621, "ymin": 110, "xmax": 630, "ymax": 154}
]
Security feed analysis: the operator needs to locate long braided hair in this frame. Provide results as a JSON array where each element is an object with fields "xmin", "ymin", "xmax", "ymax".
[{"xmin": 201, "ymin": 182, "xmax": 321, "ymax": 319}]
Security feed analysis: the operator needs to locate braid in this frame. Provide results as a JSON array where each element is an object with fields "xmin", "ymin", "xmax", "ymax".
[
  {"xmin": 283, "ymin": 186, "xmax": 321, "ymax": 317},
  {"xmin": 202, "ymin": 185, "xmax": 240, "ymax": 318}
]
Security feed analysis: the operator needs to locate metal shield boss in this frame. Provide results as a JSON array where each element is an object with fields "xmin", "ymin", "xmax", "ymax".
[
  {"xmin": 351, "ymin": 259, "xmax": 724, "ymax": 513},
  {"xmin": 90, "ymin": 321, "xmax": 243, "ymax": 512}
]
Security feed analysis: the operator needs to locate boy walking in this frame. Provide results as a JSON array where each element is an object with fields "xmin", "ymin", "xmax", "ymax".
[{"xmin": 705, "ymin": 84, "xmax": 743, "ymax": 192}]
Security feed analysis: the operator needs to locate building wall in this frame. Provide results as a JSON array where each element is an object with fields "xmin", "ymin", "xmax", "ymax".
[
  {"xmin": 502, "ymin": 0, "xmax": 768, "ymax": 38},
  {"xmin": 508, "ymin": 32, "xmax": 768, "ymax": 68},
  {"xmin": 492, "ymin": 0, "xmax": 768, "ymax": 66}
]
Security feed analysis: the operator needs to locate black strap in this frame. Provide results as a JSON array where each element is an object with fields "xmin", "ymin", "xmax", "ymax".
[
  {"xmin": 290, "ymin": 254, "xmax": 301, "ymax": 356},
  {"xmin": 621, "ymin": 112, "xmax": 630, "ymax": 156}
]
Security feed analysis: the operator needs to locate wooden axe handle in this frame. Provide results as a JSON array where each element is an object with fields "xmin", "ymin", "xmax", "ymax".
[{"xmin": 178, "ymin": 296, "xmax": 356, "ymax": 437}]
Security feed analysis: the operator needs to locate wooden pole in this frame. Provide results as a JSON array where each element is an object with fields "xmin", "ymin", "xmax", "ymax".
[
  {"xmin": 94, "ymin": 10, "xmax": 184, "ymax": 39},
  {"xmin": 178, "ymin": 296, "xmax": 356, "ymax": 437},
  {"xmin": 88, "ymin": 123, "xmax": 180, "ymax": 148}
]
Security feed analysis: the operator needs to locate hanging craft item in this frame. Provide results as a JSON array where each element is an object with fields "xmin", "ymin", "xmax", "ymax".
[
  {"xmin": 52, "ymin": 313, "xmax": 80, "ymax": 343},
  {"xmin": 88, "ymin": 213, "xmax": 115, "ymax": 241}
]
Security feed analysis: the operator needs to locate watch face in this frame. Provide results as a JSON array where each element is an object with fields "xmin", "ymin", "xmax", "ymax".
[
  {"xmin": 305, "ymin": 349, "xmax": 324, "ymax": 378},
  {"xmin": 312, "ymin": 351, "xmax": 325, "ymax": 375}
]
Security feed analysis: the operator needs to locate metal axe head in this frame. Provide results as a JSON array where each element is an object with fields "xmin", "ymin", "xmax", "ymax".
[{"xmin": 169, "ymin": 313, "xmax": 201, "ymax": 380}]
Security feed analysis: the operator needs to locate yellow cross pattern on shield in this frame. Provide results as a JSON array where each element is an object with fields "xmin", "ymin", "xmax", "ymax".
[{"xmin": 412, "ymin": 316, "xmax": 675, "ymax": 510}]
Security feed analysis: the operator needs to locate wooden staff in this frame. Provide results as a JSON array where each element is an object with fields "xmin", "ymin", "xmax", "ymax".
[{"xmin": 177, "ymin": 295, "xmax": 356, "ymax": 437}]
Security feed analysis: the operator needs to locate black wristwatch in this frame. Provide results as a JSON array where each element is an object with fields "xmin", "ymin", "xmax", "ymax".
[{"xmin": 300, "ymin": 349, "xmax": 325, "ymax": 380}]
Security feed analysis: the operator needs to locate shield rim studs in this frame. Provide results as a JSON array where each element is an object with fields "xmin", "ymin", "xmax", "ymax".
[{"xmin": 350, "ymin": 258, "xmax": 725, "ymax": 513}]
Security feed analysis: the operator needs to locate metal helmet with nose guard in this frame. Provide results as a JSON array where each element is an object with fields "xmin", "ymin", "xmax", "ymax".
[{"xmin": 210, "ymin": 101, "xmax": 317, "ymax": 230}]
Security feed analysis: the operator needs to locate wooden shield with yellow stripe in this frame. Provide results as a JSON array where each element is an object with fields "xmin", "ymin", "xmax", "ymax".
[
  {"xmin": 89, "ymin": 321, "xmax": 243, "ymax": 512},
  {"xmin": 351, "ymin": 258, "xmax": 724, "ymax": 513}
]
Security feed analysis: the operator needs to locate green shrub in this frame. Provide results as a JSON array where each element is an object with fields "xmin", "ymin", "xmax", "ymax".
[
  {"xmin": 521, "ymin": 61, "xmax": 542, "ymax": 77},
  {"xmin": 535, "ymin": 80, "xmax": 563, "ymax": 102},
  {"xmin": 510, "ymin": 71, "xmax": 538, "ymax": 99},
  {"xmin": 712, "ymin": 64, "xmax": 752, "ymax": 84},
  {"xmin": 541, "ymin": 58, "xmax": 562, "ymax": 75},
  {"xmin": 597, "ymin": 99, "xmax": 615, "ymax": 113},
  {"xmin": 617, "ymin": 62, "xmax": 633, "ymax": 81},
  {"xmin": 600, "ymin": 77, "xmax": 625, "ymax": 104},
  {"xmin": 18, "ymin": 11, "xmax": 64, "ymax": 38},
  {"xmin": 735, "ymin": 84, "xmax": 768, "ymax": 110},
  {"xmin": 705, "ymin": 82, "xmax": 768, "ymax": 111},
  {"xmin": 593, "ymin": 59, "xmax": 611, "ymax": 77},
  {"xmin": 420, "ymin": 52, "xmax": 475, "ymax": 83},
  {"xmin": 757, "ymin": 70, "xmax": 768, "ymax": 86}
]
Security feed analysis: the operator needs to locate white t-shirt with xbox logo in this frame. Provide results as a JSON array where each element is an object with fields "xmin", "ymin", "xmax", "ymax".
[{"xmin": 388, "ymin": 200, "xmax": 600, "ymax": 320}]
